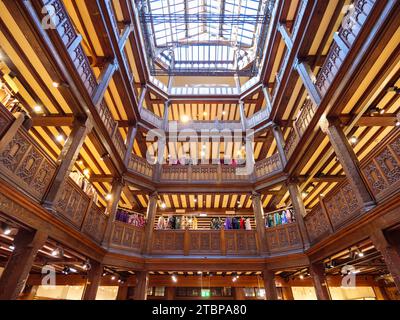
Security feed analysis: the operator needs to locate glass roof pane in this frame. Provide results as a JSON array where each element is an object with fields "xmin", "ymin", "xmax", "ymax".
[{"xmin": 138, "ymin": 0, "xmax": 276, "ymax": 76}]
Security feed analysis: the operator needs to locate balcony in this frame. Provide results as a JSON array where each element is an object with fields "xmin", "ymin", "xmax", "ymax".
[{"xmin": 150, "ymin": 229, "xmax": 259, "ymax": 256}]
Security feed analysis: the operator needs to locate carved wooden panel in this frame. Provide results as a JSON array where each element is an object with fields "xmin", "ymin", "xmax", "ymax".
[
  {"xmin": 41, "ymin": 0, "xmax": 97, "ymax": 96},
  {"xmin": 305, "ymin": 205, "xmax": 332, "ymax": 243},
  {"xmin": 254, "ymin": 153, "xmax": 282, "ymax": 179},
  {"xmin": 151, "ymin": 230, "xmax": 185, "ymax": 254},
  {"xmin": 189, "ymin": 231, "xmax": 221, "ymax": 254},
  {"xmin": 265, "ymin": 223, "xmax": 303, "ymax": 253},
  {"xmin": 110, "ymin": 221, "xmax": 144, "ymax": 253},
  {"xmin": 324, "ymin": 181, "xmax": 362, "ymax": 229},
  {"xmin": 362, "ymin": 133, "xmax": 400, "ymax": 201},
  {"xmin": 225, "ymin": 230, "xmax": 258, "ymax": 255},
  {"xmin": 128, "ymin": 154, "xmax": 153, "ymax": 178},
  {"xmin": 54, "ymin": 178, "xmax": 90, "ymax": 228},
  {"xmin": 81, "ymin": 202, "xmax": 108, "ymax": 243},
  {"xmin": 0, "ymin": 129, "xmax": 56, "ymax": 201},
  {"xmin": 0, "ymin": 103, "xmax": 14, "ymax": 138}
]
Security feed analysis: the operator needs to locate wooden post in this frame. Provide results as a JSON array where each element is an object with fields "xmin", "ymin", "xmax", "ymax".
[
  {"xmin": 0, "ymin": 112, "xmax": 25, "ymax": 152},
  {"xmin": 220, "ymin": 228, "xmax": 226, "ymax": 256},
  {"xmin": 124, "ymin": 125, "xmax": 137, "ymax": 166},
  {"xmin": 309, "ymin": 262, "xmax": 331, "ymax": 300},
  {"xmin": 239, "ymin": 100, "xmax": 247, "ymax": 131},
  {"xmin": 184, "ymin": 229, "xmax": 190, "ymax": 256},
  {"xmin": 102, "ymin": 178, "xmax": 124, "ymax": 247},
  {"xmin": 43, "ymin": 117, "xmax": 92, "ymax": 210},
  {"xmin": 251, "ymin": 192, "xmax": 267, "ymax": 254},
  {"xmin": 233, "ymin": 287, "xmax": 245, "ymax": 300},
  {"xmin": 272, "ymin": 124, "xmax": 287, "ymax": 166},
  {"xmin": 295, "ymin": 61, "xmax": 322, "ymax": 106},
  {"xmin": 287, "ymin": 180, "xmax": 310, "ymax": 247},
  {"xmin": 134, "ymin": 271, "xmax": 149, "ymax": 300},
  {"xmin": 322, "ymin": 118, "xmax": 375, "ymax": 212},
  {"xmin": 263, "ymin": 269, "xmax": 278, "ymax": 300},
  {"xmin": 82, "ymin": 260, "xmax": 103, "ymax": 300},
  {"xmin": 116, "ymin": 285, "xmax": 129, "ymax": 300},
  {"xmin": 142, "ymin": 192, "xmax": 158, "ymax": 254},
  {"xmin": 318, "ymin": 195, "xmax": 334, "ymax": 233},
  {"xmin": 0, "ymin": 229, "xmax": 47, "ymax": 300},
  {"xmin": 165, "ymin": 287, "xmax": 175, "ymax": 300},
  {"xmin": 281, "ymin": 286, "xmax": 294, "ymax": 300},
  {"xmin": 370, "ymin": 229, "xmax": 400, "ymax": 293}
]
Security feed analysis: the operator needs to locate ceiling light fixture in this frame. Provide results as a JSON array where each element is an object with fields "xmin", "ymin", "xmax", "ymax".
[
  {"xmin": 349, "ymin": 136, "xmax": 358, "ymax": 145},
  {"xmin": 33, "ymin": 105, "xmax": 43, "ymax": 113},
  {"xmin": 181, "ymin": 115, "xmax": 190, "ymax": 123},
  {"xmin": 83, "ymin": 168, "xmax": 90, "ymax": 177},
  {"xmin": 56, "ymin": 134, "xmax": 64, "ymax": 142},
  {"xmin": 105, "ymin": 194, "xmax": 112, "ymax": 201},
  {"xmin": 3, "ymin": 227, "xmax": 12, "ymax": 235},
  {"xmin": 171, "ymin": 274, "xmax": 178, "ymax": 283},
  {"xmin": 160, "ymin": 202, "xmax": 167, "ymax": 209}
]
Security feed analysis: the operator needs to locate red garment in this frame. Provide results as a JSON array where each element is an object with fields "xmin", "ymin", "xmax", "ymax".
[{"xmin": 240, "ymin": 217, "xmax": 245, "ymax": 229}]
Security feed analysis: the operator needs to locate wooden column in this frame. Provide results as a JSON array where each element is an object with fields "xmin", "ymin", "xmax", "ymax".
[
  {"xmin": 295, "ymin": 60, "xmax": 321, "ymax": 106},
  {"xmin": 251, "ymin": 192, "xmax": 267, "ymax": 253},
  {"xmin": 0, "ymin": 112, "xmax": 25, "ymax": 152},
  {"xmin": 102, "ymin": 178, "xmax": 124, "ymax": 247},
  {"xmin": 263, "ymin": 269, "xmax": 278, "ymax": 300},
  {"xmin": 281, "ymin": 286, "xmax": 294, "ymax": 300},
  {"xmin": 123, "ymin": 125, "xmax": 137, "ymax": 166},
  {"xmin": 287, "ymin": 181, "xmax": 310, "ymax": 247},
  {"xmin": 134, "ymin": 271, "xmax": 149, "ymax": 300},
  {"xmin": 142, "ymin": 192, "xmax": 158, "ymax": 254},
  {"xmin": 370, "ymin": 229, "xmax": 400, "ymax": 293},
  {"xmin": 272, "ymin": 124, "xmax": 287, "ymax": 166},
  {"xmin": 43, "ymin": 117, "xmax": 92, "ymax": 209},
  {"xmin": 82, "ymin": 260, "xmax": 103, "ymax": 300},
  {"xmin": 92, "ymin": 59, "xmax": 118, "ymax": 107},
  {"xmin": 163, "ymin": 100, "xmax": 169, "ymax": 131},
  {"xmin": 323, "ymin": 118, "xmax": 375, "ymax": 211},
  {"xmin": 233, "ymin": 287, "xmax": 245, "ymax": 300},
  {"xmin": 245, "ymin": 136, "xmax": 255, "ymax": 175},
  {"xmin": 116, "ymin": 285, "xmax": 129, "ymax": 300},
  {"xmin": 309, "ymin": 262, "xmax": 331, "ymax": 300},
  {"xmin": 239, "ymin": 100, "xmax": 247, "ymax": 131},
  {"xmin": 183, "ymin": 229, "xmax": 190, "ymax": 256},
  {"xmin": 165, "ymin": 287, "xmax": 175, "ymax": 300},
  {"xmin": 0, "ymin": 229, "xmax": 47, "ymax": 300}
]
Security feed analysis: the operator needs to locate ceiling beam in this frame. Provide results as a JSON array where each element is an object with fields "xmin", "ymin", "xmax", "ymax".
[{"xmin": 339, "ymin": 114, "xmax": 398, "ymax": 127}]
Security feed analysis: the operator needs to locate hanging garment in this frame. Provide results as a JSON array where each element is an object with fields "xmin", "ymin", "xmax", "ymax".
[
  {"xmin": 192, "ymin": 216, "xmax": 198, "ymax": 230},
  {"xmin": 240, "ymin": 217, "xmax": 245, "ymax": 229},
  {"xmin": 157, "ymin": 216, "xmax": 164, "ymax": 229},
  {"xmin": 175, "ymin": 216, "xmax": 181, "ymax": 229},
  {"xmin": 268, "ymin": 214, "xmax": 274, "ymax": 228},
  {"xmin": 273, "ymin": 212, "xmax": 282, "ymax": 226},
  {"xmin": 232, "ymin": 217, "xmax": 240, "ymax": 229},
  {"xmin": 224, "ymin": 217, "xmax": 232, "ymax": 230},
  {"xmin": 245, "ymin": 218, "xmax": 252, "ymax": 230},
  {"xmin": 181, "ymin": 216, "xmax": 186, "ymax": 229},
  {"xmin": 285, "ymin": 209, "xmax": 292, "ymax": 223},
  {"xmin": 281, "ymin": 211, "xmax": 288, "ymax": 224}
]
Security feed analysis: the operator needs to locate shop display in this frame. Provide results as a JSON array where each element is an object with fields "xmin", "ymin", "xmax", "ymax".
[
  {"xmin": 116, "ymin": 208, "xmax": 146, "ymax": 228},
  {"xmin": 265, "ymin": 208, "xmax": 295, "ymax": 228}
]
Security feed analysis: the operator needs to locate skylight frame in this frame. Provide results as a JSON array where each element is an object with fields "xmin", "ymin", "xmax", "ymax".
[{"xmin": 137, "ymin": 0, "xmax": 275, "ymax": 76}]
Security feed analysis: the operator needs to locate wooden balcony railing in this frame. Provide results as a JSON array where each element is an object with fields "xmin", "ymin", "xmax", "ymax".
[
  {"xmin": 109, "ymin": 221, "xmax": 145, "ymax": 254},
  {"xmin": 41, "ymin": 0, "xmax": 97, "ymax": 97},
  {"xmin": 81, "ymin": 202, "xmax": 108, "ymax": 243},
  {"xmin": 315, "ymin": 0, "xmax": 376, "ymax": 96},
  {"xmin": 265, "ymin": 222, "xmax": 303, "ymax": 253},
  {"xmin": 284, "ymin": 128, "xmax": 300, "ymax": 159},
  {"xmin": 98, "ymin": 101, "xmax": 117, "ymax": 138},
  {"xmin": 54, "ymin": 177, "xmax": 92, "ymax": 228},
  {"xmin": 246, "ymin": 106, "xmax": 272, "ymax": 129},
  {"xmin": 361, "ymin": 129, "xmax": 400, "ymax": 203},
  {"xmin": 304, "ymin": 204, "xmax": 333, "ymax": 244},
  {"xmin": 128, "ymin": 154, "xmax": 154, "ymax": 178},
  {"xmin": 294, "ymin": 99, "xmax": 317, "ymax": 137},
  {"xmin": 139, "ymin": 107, "xmax": 164, "ymax": 129},
  {"xmin": 150, "ymin": 229, "xmax": 259, "ymax": 256},
  {"xmin": 254, "ymin": 153, "xmax": 282, "ymax": 179},
  {"xmin": 177, "ymin": 121, "xmax": 242, "ymax": 132},
  {"xmin": 0, "ymin": 107, "xmax": 57, "ymax": 202},
  {"xmin": 112, "ymin": 126, "xmax": 127, "ymax": 160},
  {"xmin": 0, "ymin": 103, "xmax": 14, "ymax": 137}
]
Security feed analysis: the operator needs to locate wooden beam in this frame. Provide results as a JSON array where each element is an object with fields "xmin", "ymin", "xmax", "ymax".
[
  {"xmin": 339, "ymin": 114, "xmax": 398, "ymax": 127},
  {"xmin": 31, "ymin": 115, "xmax": 74, "ymax": 127}
]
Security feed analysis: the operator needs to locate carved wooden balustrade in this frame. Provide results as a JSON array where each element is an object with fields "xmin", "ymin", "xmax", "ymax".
[
  {"xmin": 315, "ymin": 0, "xmax": 376, "ymax": 96},
  {"xmin": 128, "ymin": 154, "xmax": 154, "ymax": 178},
  {"xmin": 109, "ymin": 221, "xmax": 145, "ymax": 254},
  {"xmin": 0, "ymin": 102, "xmax": 14, "ymax": 138},
  {"xmin": 139, "ymin": 107, "xmax": 164, "ymax": 129},
  {"xmin": 304, "ymin": 204, "xmax": 333, "ymax": 244},
  {"xmin": 150, "ymin": 229, "xmax": 259, "ymax": 256},
  {"xmin": 254, "ymin": 153, "xmax": 282, "ymax": 179},
  {"xmin": 177, "ymin": 121, "xmax": 242, "ymax": 132},
  {"xmin": 40, "ymin": 0, "xmax": 97, "ymax": 97},
  {"xmin": 0, "ymin": 106, "xmax": 57, "ymax": 202},
  {"xmin": 284, "ymin": 128, "xmax": 300, "ymax": 159},
  {"xmin": 246, "ymin": 106, "xmax": 272, "ymax": 129},
  {"xmin": 81, "ymin": 202, "xmax": 108, "ymax": 243},
  {"xmin": 54, "ymin": 178, "xmax": 91, "ymax": 228},
  {"xmin": 112, "ymin": 126, "xmax": 127, "ymax": 160},
  {"xmin": 265, "ymin": 222, "xmax": 303, "ymax": 253},
  {"xmin": 361, "ymin": 129, "xmax": 400, "ymax": 202},
  {"xmin": 98, "ymin": 101, "xmax": 117, "ymax": 138},
  {"xmin": 294, "ymin": 99, "xmax": 317, "ymax": 137}
]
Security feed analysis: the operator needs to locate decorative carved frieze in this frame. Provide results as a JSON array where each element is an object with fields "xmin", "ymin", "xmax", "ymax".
[
  {"xmin": 265, "ymin": 223, "xmax": 303, "ymax": 253},
  {"xmin": 109, "ymin": 221, "xmax": 144, "ymax": 253},
  {"xmin": 305, "ymin": 205, "xmax": 332, "ymax": 243}
]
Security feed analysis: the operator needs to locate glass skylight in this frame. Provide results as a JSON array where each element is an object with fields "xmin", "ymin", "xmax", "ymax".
[{"xmin": 137, "ymin": 0, "xmax": 275, "ymax": 76}]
